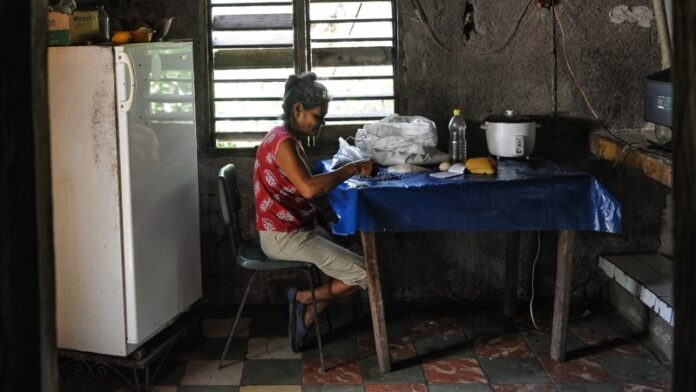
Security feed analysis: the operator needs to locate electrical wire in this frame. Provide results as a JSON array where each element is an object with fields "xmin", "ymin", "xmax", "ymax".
[
  {"xmin": 528, "ymin": 231, "xmax": 541, "ymax": 331},
  {"xmin": 410, "ymin": 0, "xmax": 534, "ymax": 56},
  {"xmin": 551, "ymin": 2, "xmax": 640, "ymax": 149}
]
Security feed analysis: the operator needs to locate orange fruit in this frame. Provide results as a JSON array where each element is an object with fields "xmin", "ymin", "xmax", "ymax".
[{"xmin": 111, "ymin": 31, "xmax": 132, "ymax": 44}]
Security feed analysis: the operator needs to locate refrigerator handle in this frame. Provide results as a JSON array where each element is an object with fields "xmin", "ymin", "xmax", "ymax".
[{"xmin": 116, "ymin": 52, "xmax": 137, "ymax": 112}]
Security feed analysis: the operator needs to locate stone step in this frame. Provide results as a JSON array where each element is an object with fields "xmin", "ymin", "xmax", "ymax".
[{"xmin": 599, "ymin": 254, "xmax": 673, "ymax": 326}]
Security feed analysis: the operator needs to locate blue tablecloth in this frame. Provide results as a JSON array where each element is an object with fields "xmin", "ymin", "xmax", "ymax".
[{"xmin": 317, "ymin": 159, "xmax": 622, "ymax": 235}]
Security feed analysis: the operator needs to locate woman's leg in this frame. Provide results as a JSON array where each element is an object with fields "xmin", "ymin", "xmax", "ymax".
[
  {"xmin": 260, "ymin": 229, "xmax": 367, "ymax": 328},
  {"xmin": 294, "ymin": 279, "xmax": 361, "ymax": 326}
]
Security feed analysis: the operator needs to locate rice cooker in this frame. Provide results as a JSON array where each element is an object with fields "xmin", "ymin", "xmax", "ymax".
[{"xmin": 481, "ymin": 110, "xmax": 539, "ymax": 158}]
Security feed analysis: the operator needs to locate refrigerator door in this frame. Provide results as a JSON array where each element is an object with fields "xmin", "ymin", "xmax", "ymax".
[
  {"xmin": 50, "ymin": 46, "xmax": 129, "ymax": 356},
  {"xmin": 115, "ymin": 42, "xmax": 202, "ymax": 347}
]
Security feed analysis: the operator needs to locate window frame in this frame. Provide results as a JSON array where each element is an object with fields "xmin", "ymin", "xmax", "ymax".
[{"xmin": 206, "ymin": 0, "xmax": 400, "ymax": 154}]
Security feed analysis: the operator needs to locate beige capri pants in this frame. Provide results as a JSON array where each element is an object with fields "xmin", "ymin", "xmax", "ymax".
[{"xmin": 259, "ymin": 227, "xmax": 367, "ymax": 289}]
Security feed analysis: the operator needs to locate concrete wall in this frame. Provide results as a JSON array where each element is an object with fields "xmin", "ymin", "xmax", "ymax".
[{"xmin": 103, "ymin": 0, "xmax": 670, "ymax": 313}]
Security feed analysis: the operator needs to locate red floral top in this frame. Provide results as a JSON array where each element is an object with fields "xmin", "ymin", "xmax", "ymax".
[{"xmin": 253, "ymin": 125, "xmax": 316, "ymax": 232}]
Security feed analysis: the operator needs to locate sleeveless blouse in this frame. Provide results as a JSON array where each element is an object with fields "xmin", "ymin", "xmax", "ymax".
[{"xmin": 253, "ymin": 125, "xmax": 316, "ymax": 232}]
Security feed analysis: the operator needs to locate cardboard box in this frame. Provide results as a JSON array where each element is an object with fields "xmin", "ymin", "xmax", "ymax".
[{"xmin": 48, "ymin": 11, "xmax": 100, "ymax": 46}]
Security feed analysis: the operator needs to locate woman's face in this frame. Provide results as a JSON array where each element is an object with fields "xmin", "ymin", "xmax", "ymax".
[{"xmin": 292, "ymin": 103, "xmax": 327, "ymax": 137}]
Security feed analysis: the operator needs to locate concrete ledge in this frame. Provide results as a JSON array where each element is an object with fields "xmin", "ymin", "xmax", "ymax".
[
  {"xmin": 599, "ymin": 254, "xmax": 673, "ymax": 326},
  {"xmin": 590, "ymin": 130, "xmax": 672, "ymax": 188}
]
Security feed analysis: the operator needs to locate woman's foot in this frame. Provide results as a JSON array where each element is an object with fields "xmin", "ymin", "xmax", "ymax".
[{"xmin": 287, "ymin": 287, "xmax": 308, "ymax": 352}]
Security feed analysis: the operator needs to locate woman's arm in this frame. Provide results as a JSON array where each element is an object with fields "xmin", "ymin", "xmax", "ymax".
[{"xmin": 276, "ymin": 139, "xmax": 373, "ymax": 199}]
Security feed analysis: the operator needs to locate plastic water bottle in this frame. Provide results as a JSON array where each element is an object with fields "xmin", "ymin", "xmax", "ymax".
[
  {"xmin": 97, "ymin": 5, "xmax": 110, "ymax": 43},
  {"xmin": 448, "ymin": 108, "xmax": 467, "ymax": 162}
]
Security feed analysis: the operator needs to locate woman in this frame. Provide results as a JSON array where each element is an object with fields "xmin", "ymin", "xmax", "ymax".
[{"xmin": 253, "ymin": 72, "xmax": 373, "ymax": 352}]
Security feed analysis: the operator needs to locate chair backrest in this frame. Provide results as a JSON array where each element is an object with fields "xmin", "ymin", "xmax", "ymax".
[{"xmin": 218, "ymin": 164, "xmax": 243, "ymax": 254}]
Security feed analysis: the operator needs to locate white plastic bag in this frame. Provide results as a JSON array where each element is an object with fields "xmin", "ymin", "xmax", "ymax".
[
  {"xmin": 330, "ymin": 137, "xmax": 364, "ymax": 169},
  {"xmin": 354, "ymin": 114, "xmax": 448, "ymax": 166}
]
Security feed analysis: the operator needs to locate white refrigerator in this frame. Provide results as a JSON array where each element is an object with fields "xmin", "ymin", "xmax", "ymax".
[{"xmin": 48, "ymin": 42, "xmax": 202, "ymax": 356}]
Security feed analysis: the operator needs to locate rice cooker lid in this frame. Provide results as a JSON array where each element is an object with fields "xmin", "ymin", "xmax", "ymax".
[{"xmin": 485, "ymin": 110, "xmax": 533, "ymax": 123}]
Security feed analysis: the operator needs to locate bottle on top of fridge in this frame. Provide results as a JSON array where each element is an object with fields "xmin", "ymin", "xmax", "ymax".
[
  {"xmin": 97, "ymin": 5, "xmax": 110, "ymax": 43},
  {"xmin": 448, "ymin": 108, "xmax": 467, "ymax": 162}
]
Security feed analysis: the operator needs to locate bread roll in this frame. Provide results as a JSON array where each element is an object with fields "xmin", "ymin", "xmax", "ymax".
[{"xmin": 465, "ymin": 157, "xmax": 497, "ymax": 175}]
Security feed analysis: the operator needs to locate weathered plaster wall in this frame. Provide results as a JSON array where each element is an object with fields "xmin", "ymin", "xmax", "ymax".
[{"xmin": 103, "ymin": 0, "xmax": 670, "ymax": 312}]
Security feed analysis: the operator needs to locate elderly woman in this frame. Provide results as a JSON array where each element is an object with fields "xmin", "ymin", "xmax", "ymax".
[{"xmin": 253, "ymin": 72, "xmax": 373, "ymax": 352}]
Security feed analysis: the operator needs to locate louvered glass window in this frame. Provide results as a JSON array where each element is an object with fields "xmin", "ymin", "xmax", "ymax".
[{"xmin": 209, "ymin": 0, "xmax": 396, "ymax": 149}]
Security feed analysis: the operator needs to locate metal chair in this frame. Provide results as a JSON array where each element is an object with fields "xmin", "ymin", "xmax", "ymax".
[{"xmin": 217, "ymin": 164, "xmax": 326, "ymax": 372}]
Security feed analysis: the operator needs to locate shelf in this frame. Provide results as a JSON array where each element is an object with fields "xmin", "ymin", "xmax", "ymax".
[{"xmin": 590, "ymin": 130, "xmax": 672, "ymax": 188}]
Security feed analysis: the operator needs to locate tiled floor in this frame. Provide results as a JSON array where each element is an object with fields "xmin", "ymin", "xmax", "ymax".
[{"xmin": 59, "ymin": 301, "xmax": 672, "ymax": 391}]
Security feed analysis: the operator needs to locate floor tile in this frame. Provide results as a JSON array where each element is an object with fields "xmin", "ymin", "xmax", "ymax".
[
  {"xmin": 57, "ymin": 304, "xmax": 675, "ymax": 392},
  {"xmin": 303, "ymin": 336, "xmax": 361, "ymax": 359},
  {"xmin": 358, "ymin": 336, "xmax": 417, "ymax": 360},
  {"xmin": 363, "ymin": 384, "xmax": 427, "ymax": 392},
  {"xmin": 618, "ymin": 382, "xmax": 671, "ymax": 391},
  {"xmin": 427, "ymin": 385, "xmax": 492, "ymax": 391},
  {"xmin": 242, "ymin": 359, "xmax": 303, "ymax": 385},
  {"xmin": 413, "ymin": 335, "xmax": 475, "ymax": 359},
  {"xmin": 203, "ymin": 318, "xmax": 251, "ymax": 338},
  {"xmin": 247, "ymin": 337, "xmax": 302, "ymax": 360},
  {"xmin": 570, "ymin": 312, "xmax": 639, "ymax": 346},
  {"xmin": 523, "ymin": 330, "xmax": 586, "ymax": 357},
  {"xmin": 474, "ymin": 334, "xmax": 534, "ymax": 359},
  {"xmin": 409, "ymin": 317, "xmax": 465, "ymax": 336},
  {"xmin": 422, "ymin": 358, "xmax": 487, "ymax": 384},
  {"xmin": 492, "ymin": 384, "xmax": 557, "ymax": 392},
  {"xmin": 302, "ymin": 385, "xmax": 365, "ymax": 392},
  {"xmin": 249, "ymin": 306, "xmax": 290, "ymax": 337},
  {"xmin": 385, "ymin": 319, "xmax": 414, "ymax": 338},
  {"xmin": 539, "ymin": 356, "xmax": 611, "ymax": 384},
  {"xmin": 303, "ymin": 358, "xmax": 363, "ymax": 385},
  {"xmin": 180, "ymin": 360, "xmax": 243, "ymax": 386},
  {"xmin": 151, "ymin": 387, "xmax": 179, "ymax": 392},
  {"xmin": 591, "ymin": 340, "xmax": 649, "ymax": 357},
  {"xmin": 360, "ymin": 358, "xmax": 425, "ymax": 384},
  {"xmin": 479, "ymin": 358, "xmax": 550, "ymax": 384},
  {"xmin": 595, "ymin": 357, "xmax": 670, "ymax": 384},
  {"xmin": 557, "ymin": 384, "xmax": 620, "ymax": 391},
  {"xmin": 153, "ymin": 359, "xmax": 188, "ymax": 386},
  {"xmin": 239, "ymin": 386, "xmax": 301, "ymax": 392},
  {"xmin": 182, "ymin": 338, "xmax": 248, "ymax": 361},
  {"xmin": 457, "ymin": 311, "xmax": 519, "ymax": 340}
]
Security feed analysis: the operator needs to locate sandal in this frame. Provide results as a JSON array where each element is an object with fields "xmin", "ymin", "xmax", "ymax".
[
  {"xmin": 287, "ymin": 287, "xmax": 298, "ymax": 352},
  {"xmin": 287, "ymin": 287, "xmax": 307, "ymax": 353}
]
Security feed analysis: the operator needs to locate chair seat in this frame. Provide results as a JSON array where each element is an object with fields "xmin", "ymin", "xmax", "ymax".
[{"xmin": 238, "ymin": 238, "xmax": 312, "ymax": 271}]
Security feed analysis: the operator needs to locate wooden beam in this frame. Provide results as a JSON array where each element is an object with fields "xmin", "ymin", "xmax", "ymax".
[
  {"xmin": 504, "ymin": 231, "xmax": 521, "ymax": 317},
  {"xmin": 360, "ymin": 232, "xmax": 391, "ymax": 373},
  {"xmin": 1, "ymin": 0, "xmax": 57, "ymax": 390},
  {"xmin": 550, "ymin": 230, "xmax": 575, "ymax": 362},
  {"xmin": 673, "ymin": 0, "xmax": 696, "ymax": 389}
]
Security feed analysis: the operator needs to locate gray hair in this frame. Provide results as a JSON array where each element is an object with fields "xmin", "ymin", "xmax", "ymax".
[{"xmin": 281, "ymin": 72, "xmax": 331, "ymax": 122}]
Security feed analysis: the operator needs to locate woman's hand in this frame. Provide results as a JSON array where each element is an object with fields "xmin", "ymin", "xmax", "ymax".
[
  {"xmin": 352, "ymin": 159, "xmax": 374, "ymax": 177},
  {"xmin": 276, "ymin": 140, "xmax": 373, "ymax": 199}
]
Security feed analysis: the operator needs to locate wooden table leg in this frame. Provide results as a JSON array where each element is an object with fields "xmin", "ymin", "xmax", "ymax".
[
  {"xmin": 504, "ymin": 231, "xmax": 521, "ymax": 317},
  {"xmin": 360, "ymin": 231, "xmax": 391, "ymax": 373},
  {"xmin": 550, "ymin": 230, "xmax": 575, "ymax": 361}
]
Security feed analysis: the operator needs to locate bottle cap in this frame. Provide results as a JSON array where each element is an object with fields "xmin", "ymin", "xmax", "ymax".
[{"xmin": 453, "ymin": 109, "xmax": 461, "ymax": 116}]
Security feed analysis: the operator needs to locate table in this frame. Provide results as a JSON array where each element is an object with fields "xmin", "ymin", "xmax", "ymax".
[{"xmin": 318, "ymin": 158, "xmax": 622, "ymax": 372}]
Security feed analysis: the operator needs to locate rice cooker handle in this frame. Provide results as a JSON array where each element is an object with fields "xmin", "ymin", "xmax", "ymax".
[{"xmin": 480, "ymin": 123, "xmax": 488, "ymax": 130}]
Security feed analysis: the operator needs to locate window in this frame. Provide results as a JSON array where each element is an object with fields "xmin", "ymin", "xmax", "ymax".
[{"xmin": 209, "ymin": 0, "xmax": 397, "ymax": 148}]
